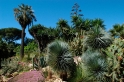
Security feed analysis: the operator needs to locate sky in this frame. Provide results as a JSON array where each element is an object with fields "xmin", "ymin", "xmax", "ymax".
[{"xmin": 0, "ymin": 0, "xmax": 124, "ymax": 40}]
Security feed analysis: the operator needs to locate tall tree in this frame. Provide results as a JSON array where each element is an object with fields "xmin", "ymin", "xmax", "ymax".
[
  {"xmin": 57, "ymin": 19, "xmax": 71, "ymax": 41},
  {"xmin": 14, "ymin": 4, "xmax": 36, "ymax": 59},
  {"xmin": 71, "ymin": 3, "xmax": 83, "ymax": 32},
  {"xmin": 29, "ymin": 24, "xmax": 57, "ymax": 54},
  {"xmin": 109, "ymin": 24, "xmax": 124, "ymax": 39},
  {"xmin": 0, "ymin": 27, "xmax": 21, "ymax": 43},
  {"xmin": 91, "ymin": 18, "xmax": 105, "ymax": 29}
]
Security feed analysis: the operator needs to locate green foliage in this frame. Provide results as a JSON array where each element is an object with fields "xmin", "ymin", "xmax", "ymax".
[
  {"xmin": 46, "ymin": 40, "xmax": 75, "ymax": 73},
  {"xmin": 0, "ymin": 37, "xmax": 16, "ymax": 61},
  {"xmin": 68, "ymin": 63, "xmax": 85, "ymax": 82},
  {"xmin": 29, "ymin": 24, "xmax": 57, "ymax": 40},
  {"xmin": 1, "ymin": 57, "xmax": 19, "ymax": 75},
  {"xmin": 14, "ymin": 40, "xmax": 37, "ymax": 62},
  {"xmin": 14, "ymin": 41, "xmax": 37, "ymax": 55},
  {"xmin": 109, "ymin": 24, "xmax": 124, "ymax": 38},
  {"xmin": 84, "ymin": 26, "xmax": 112, "ymax": 50},
  {"xmin": 71, "ymin": 16, "xmax": 84, "ymax": 31},
  {"xmin": 29, "ymin": 24, "xmax": 57, "ymax": 52},
  {"xmin": 104, "ymin": 38, "xmax": 124, "ymax": 82},
  {"xmin": 14, "ymin": 3, "xmax": 36, "ymax": 28},
  {"xmin": 14, "ymin": 45, "xmax": 21, "ymax": 55},
  {"xmin": 39, "ymin": 56, "xmax": 47, "ymax": 68},
  {"xmin": 14, "ymin": 3, "xmax": 36, "ymax": 59},
  {"xmin": 32, "ymin": 54, "xmax": 47, "ymax": 70},
  {"xmin": 0, "ymin": 28, "xmax": 21, "ymax": 43},
  {"xmin": 70, "ymin": 33, "xmax": 84, "ymax": 56},
  {"xmin": 82, "ymin": 50, "xmax": 109, "ymax": 82},
  {"xmin": 91, "ymin": 18, "xmax": 105, "ymax": 29},
  {"xmin": 24, "ymin": 41, "xmax": 37, "ymax": 53},
  {"xmin": 56, "ymin": 19, "xmax": 74, "ymax": 41}
]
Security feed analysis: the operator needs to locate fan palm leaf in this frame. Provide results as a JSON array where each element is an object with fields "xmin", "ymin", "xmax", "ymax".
[{"xmin": 84, "ymin": 26, "xmax": 112, "ymax": 49}]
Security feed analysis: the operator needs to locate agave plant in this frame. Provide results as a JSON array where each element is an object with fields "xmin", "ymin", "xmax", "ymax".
[
  {"xmin": 82, "ymin": 50, "xmax": 109, "ymax": 82},
  {"xmin": 84, "ymin": 26, "xmax": 112, "ymax": 50},
  {"xmin": 46, "ymin": 40, "xmax": 75, "ymax": 81}
]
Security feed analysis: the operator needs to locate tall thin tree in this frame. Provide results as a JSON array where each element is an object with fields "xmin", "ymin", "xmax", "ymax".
[{"xmin": 14, "ymin": 4, "xmax": 36, "ymax": 59}]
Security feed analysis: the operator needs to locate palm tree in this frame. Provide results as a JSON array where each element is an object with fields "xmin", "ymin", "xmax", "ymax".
[
  {"xmin": 14, "ymin": 4, "xmax": 36, "ymax": 59},
  {"xmin": 71, "ymin": 16, "xmax": 83, "ymax": 31},
  {"xmin": 109, "ymin": 24, "xmax": 124, "ymax": 39},
  {"xmin": 91, "ymin": 18, "xmax": 105, "ymax": 29},
  {"xmin": 84, "ymin": 26, "xmax": 112, "ymax": 50},
  {"xmin": 82, "ymin": 19, "xmax": 91, "ymax": 31},
  {"xmin": 57, "ymin": 19, "xmax": 71, "ymax": 41}
]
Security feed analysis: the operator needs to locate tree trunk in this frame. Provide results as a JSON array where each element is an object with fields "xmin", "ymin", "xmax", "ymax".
[
  {"xmin": 47, "ymin": 66, "xmax": 52, "ymax": 79},
  {"xmin": 60, "ymin": 71, "xmax": 67, "ymax": 81},
  {"xmin": 0, "ymin": 58, "xmax": 1, "ymax": 69},
  {"xmin": 37, "ymin": 41, "xmax": 41, "ymax": 55},
  {"xmin": 20, "ymin": 27, "xmax": 25, "ymax": 59}
]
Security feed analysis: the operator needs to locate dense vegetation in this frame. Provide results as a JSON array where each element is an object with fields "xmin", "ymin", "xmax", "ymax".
[{"xmin": 0, "ymin": 3, "xmax": 124, "ymax": 82}]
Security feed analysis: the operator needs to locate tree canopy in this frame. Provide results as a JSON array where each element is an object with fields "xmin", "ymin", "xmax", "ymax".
[{"xmin": 0, "ymin": 27, "xmax": 21, "ymax": 43}]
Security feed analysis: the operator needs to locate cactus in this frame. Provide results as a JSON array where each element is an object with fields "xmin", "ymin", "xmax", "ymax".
[
  {"xmin": 32, "ymin": 54, "xmax": 47, "ymax": 70},
  {"xmin": 105, "ymin": 38, "xmax": 124, "ymax": 82}
]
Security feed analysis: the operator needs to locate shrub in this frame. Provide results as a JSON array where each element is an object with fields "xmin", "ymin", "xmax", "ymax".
[{"xmin": 1, "ymin": 57, "xmax": 19, "ymax": 75}]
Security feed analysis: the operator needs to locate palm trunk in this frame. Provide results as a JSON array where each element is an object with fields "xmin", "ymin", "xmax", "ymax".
[{"xmin": 20, "ymin": 27, "xmax": 25, "ymax": 59}]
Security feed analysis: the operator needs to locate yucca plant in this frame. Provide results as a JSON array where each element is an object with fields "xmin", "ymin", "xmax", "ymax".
[
  {"xmin": 82, "ymin": 50, "xmax": 109, "ymax": 82},
  {"xmin": 84, "ymin": 26, "xmax": 112, "ymax": 50},
  {"xmin": 46, "ymin": 40, "xmax": 76, "ymax": 81},
  {"xmin": 70, "ymin": 33, "xmax": 84, "ymax": 56}
]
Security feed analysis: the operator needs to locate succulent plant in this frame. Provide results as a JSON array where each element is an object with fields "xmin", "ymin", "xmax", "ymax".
[
  {"xmin": 82, "ymin": 50, "xmax": 109, "ymax": 82},
  {"xmin": 105, "ymin": 38, "xmax": 124, "ymax": 82},
  {"xmin": 69, "ymin": 33, "xmax": 84, "ymax": 56},
  {"xmin": 46, "ymin": 40, "xmax": 76, "ymax": 80}
]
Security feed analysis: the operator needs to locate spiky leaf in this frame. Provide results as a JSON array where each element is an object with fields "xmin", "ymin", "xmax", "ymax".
[
  {"xmin": 82, "ymin": 50, "xmax": 108, "ymax": 82},
  {"xmin": 46, "ymin": 41, "xmax": 75, "ymax": 72},
  {"xmin": 84, "ymin": 26, "xmax": 112, "ymax": 49}
]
